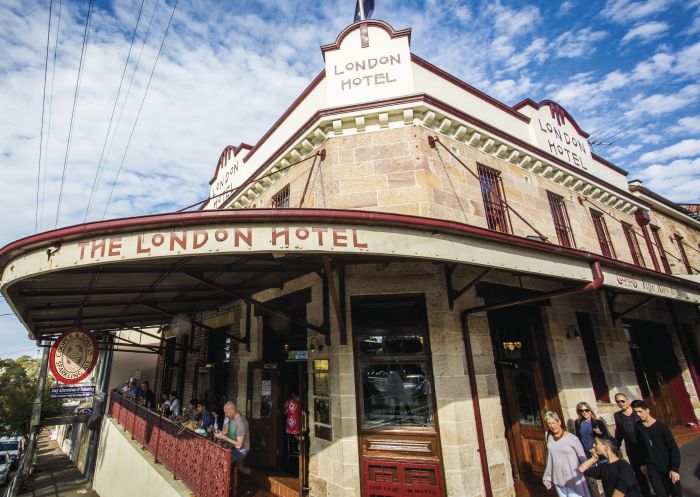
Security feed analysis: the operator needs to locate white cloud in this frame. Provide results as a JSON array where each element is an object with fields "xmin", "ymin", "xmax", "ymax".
[
  {"xmin": 639, "ymin": 139, "xmax": 700, "ymax": 162},
  {"xmin": 558, "ymin": 1, "xmax": 575, "ymax": 15},
  {"xmin": 637, "ymin": 158, "xmax": 700, "ymax": 202},
  {"xmin": 622, "ymin": 21, "xmax": 669, "ymax": 44},
  {"xmin": 625, "ymin": 84, "xmax": 700, "ymax": 119},
  {"xmin": 672, "ymin": 116, "xmax": 700, "ymax": 134},
  {"xmin": 601, "ymin": 0, "xmax": 672, "ymax": 24},
  {"xmin": 552, "ymin": 28, "xmax": 608, "ymax": 59}
]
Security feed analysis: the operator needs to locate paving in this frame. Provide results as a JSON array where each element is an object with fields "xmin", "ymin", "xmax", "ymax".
[
  {"xmin": 680, "ymin": 434, "xmax": 700, "ymax": 497},
  {"xmin": 17, "ymin": 432, "xmax": 98, "ymax": 497}
]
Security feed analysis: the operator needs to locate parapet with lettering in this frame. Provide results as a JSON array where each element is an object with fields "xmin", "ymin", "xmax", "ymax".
[{"xmin": 322, "ymin": 20, "xmax": 414, "ymax": 108}]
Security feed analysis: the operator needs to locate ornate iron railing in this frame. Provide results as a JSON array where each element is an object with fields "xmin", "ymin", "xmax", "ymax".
[{"xmin": 108, "ymin": 393, "xmax": 231, "ymax": 497}]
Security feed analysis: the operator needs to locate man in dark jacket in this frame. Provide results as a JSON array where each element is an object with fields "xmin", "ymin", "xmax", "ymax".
[
  {"xmin": 631, "ymin": 400, "xmax": 681, "ymax": 497},
  {"xmin": 614, "ymin": 394, "xmax": 650, "ymax": 497}
]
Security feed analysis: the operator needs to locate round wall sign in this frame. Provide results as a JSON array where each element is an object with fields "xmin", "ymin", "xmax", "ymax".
[{"xmin": 49, "ymin": 328, "xmax": 99, "ymax": 384}]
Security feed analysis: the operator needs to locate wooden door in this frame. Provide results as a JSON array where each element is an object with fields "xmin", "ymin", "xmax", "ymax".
[
  {"xmin": 246, "ymin": 362, "xmax": 280, "ymax": 469},
  {"xmin": 489, "ymin": 307, "xmax": 560, "ymax": 483},
  {"xmin": 625, "ymin": 321, "xmax": 689, "ymax": 426}
]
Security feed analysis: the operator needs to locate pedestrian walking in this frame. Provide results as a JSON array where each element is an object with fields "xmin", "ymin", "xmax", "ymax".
[
  {"xmin": 614, "ymin": 394, "xmax": 650, "ymax": 497},
  {"xmin": 631, "ymin": 400, "xmax": 682, "ymax": 497},
  {"xmin": 578, "ymin": 434, "xmax": 642, "ymax": 497},
  {"xmin": 543, "ymin": 411, "xmax": 593, "ymax": 497},
  {"xmin": 574, "ymin": 401, "xmax": 610, "ymax": 453}
]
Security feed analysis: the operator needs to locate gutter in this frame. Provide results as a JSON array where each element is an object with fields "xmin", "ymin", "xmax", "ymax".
[{"xmin": 459, "ymin": 261, "xmax": 603, "ymax": 497}]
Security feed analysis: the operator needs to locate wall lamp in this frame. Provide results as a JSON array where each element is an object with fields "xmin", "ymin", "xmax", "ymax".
[
  {"xmin": 566, "ymin": 324, "xmax": 581, "ymax": 340},
  {"xmin": 309, "ymin": 336, "xmax": 324, "ymax": 353}
]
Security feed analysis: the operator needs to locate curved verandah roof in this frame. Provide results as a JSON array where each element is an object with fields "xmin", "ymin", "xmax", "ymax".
[{"xmin": 1, "ymin": 208, "xmax": 698, "ymax": 342}]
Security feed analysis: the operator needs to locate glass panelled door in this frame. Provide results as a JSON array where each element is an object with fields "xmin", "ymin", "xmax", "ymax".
[
  {"xmin": 489, "ymin": 307, "xmax": 558, "ymax": 483},
  {"xmin": 246, "ymin": 362, "xmax": 280, "ymax": 469}
]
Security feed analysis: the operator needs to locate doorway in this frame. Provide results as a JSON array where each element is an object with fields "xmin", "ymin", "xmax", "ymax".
[
  {"xmin": 624, "ymin": 320, "xmax": 695, "ymax": 426},
  {"xmin": 246, "ymin": 294, "xmax": 311, "ymax": 496},
  {"xmin": 488, "ymin": 305, "xmax": 562, "ymax": 484}
]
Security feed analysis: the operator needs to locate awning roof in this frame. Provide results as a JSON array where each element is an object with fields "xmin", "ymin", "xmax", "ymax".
[{"xmin": 2, "ymin": 208, "xmax": 698, "ymax": 340}]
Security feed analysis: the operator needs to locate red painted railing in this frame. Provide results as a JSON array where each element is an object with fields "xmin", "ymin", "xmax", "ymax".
[{"xmin": 108, "ymin": 393, "xmax": 232, "ymax": 497}]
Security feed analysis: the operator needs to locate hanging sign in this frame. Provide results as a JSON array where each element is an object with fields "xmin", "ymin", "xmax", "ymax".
[
  {"xmin": 49, "ymin": 384, "xmax": 96, "ymax": 399},
  {"xmin": 49, "ymin": 328, "xmax": 99, "ymax": 385}
]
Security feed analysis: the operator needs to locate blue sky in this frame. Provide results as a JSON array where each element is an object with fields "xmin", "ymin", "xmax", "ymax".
[{"xmin": 1, "ymin": 0, "xmax": 699, "ymax": 358}]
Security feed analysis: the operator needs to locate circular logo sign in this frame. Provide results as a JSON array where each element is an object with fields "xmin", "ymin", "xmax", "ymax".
[{"xmin": 49, "ymin": 328, "xmax": 99, "ymax": 385}]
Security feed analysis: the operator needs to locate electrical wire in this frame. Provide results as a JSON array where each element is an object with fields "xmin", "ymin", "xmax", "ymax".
[
  {"xmin": 95, "ymin": 0, "xmax": 160, "ymax": 216},
  {"xmin": 102, "ymin": 0, "xmax": 179, "ymax": 219},
  {"xmin": 55, "ymin": 0, "xmax": 95, "ymax": 228},
  {"xmin": 35, "ymin": 0, "xmax": 54, "ymax": 232},
  {"xmin": 83, "ymin": 0, "xmax": 147, "ymax": 222},
  {"xmin": 40, "ymin": 0, "xmax": 63, "ymax": 232}
]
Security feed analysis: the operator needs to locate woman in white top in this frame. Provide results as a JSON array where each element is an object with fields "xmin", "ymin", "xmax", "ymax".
[
  {"xmin": 543, "ymin": 411, "xmax": 593, "ymax": 497},
  {"xmin": 169, "ymin": 391, "xmax": 181, "ymax": 418}
]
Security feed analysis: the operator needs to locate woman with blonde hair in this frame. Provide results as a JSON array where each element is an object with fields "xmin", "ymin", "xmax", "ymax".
[
  {"xmin": 574, "ymin": 401, "xmax": 609, "ymax": 454},
  {"xmin": 543, "ymin": 411, "xmax": 593, "ymax": 497}
]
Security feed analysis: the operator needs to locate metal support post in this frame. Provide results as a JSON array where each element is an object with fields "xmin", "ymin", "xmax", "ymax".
[{"xmin": 22, "ymin": 341, "xmax": 50, "ymax": 476}]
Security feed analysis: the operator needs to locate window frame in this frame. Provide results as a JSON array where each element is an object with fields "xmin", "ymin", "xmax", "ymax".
[
  {"xmin": 622, "ymin": 223, "xmax": 646, "ymax": 267},
  {"xmin": 271, "ymin": 184, "xmax": 290, "ymax": 208},
  {"xmin": 351, "ymin": 294, "xmax": 438, "ymax": 434},
  {"xmin": 546, "ymin": 191, "xmax": 576, "ymax": 248},
  {"xmin": 650, "ymin": 226, "xmax": 672, "ymax": 274},
  {"xmin": 640, "ymin": 225, "xmax": 661, "ymax": 272},
  {"xmin": 477, "ymin": 164, "xmax": 512, "ymax": 234},
  {"xmin": 590, "ymin": 209, "xmax": 616, "ymax": 258},
  {"xmin": 674, "ymin": 234, "xmax": 693, "ymax": 274}
]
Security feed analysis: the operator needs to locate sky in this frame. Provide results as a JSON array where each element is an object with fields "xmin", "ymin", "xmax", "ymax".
[{"xmin": 1, "ymin": 0, "xmax": 699, "ymax": 359}]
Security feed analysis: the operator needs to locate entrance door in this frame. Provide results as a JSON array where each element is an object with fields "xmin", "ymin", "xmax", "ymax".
[
  {"xmin": 624, "ymin": 320, "xmax": 693, "ymax": 426},
  {"xmin": 246, "ymin": 362, "xmax": 280, "ymax": 469},
  {"xmin": 488, "ymin": 306, "xmax": 561, "ymax": 483}
]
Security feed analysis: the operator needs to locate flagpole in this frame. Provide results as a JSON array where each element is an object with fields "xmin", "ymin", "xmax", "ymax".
[{"xmin": 358, "ymin": 0, "xmax": 365, "ymax": 21}]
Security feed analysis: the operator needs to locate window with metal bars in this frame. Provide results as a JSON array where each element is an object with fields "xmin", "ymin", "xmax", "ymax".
[
  {"xmin": 622, "ymin": 223, "xmax": 645, "ymax": 267},
  {"xmin": 640, "ymin": 225, "xmax": 661, "ymax": 272},
  {"xmin": 546, "ymin": 191, "xmax": 576, "ymax": 248},
  {"xmin": 477, "ymin": 164, "xmax": 512, "ymax": 233},
  {"xmin": 590, "ymin": 209, "xmax": 616, "ymax": 258},
  {"xmin": 674, "ymin": 234, "xmax": 693, "ymax": 274},
  {"xmin": 271, "ymin": 184, "xmax": 290, "ymax": 208},
  {"xmin": 650, "ymin": 226, "xmax": 672, "ymax": 274}
]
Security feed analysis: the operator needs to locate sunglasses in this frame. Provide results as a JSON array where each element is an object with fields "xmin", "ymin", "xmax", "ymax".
[
  {"xmin": 615, "ymin": 399, "xmax": 626, "ymax": 404},
  {"xmin": 578, "ymin": 408, "xmax": 590, "ymax": 413}
]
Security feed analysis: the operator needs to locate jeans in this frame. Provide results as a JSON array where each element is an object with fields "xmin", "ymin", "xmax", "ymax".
[{"xmin": 555, "ymin": 484, "xmax": 589, "ymax": 497}]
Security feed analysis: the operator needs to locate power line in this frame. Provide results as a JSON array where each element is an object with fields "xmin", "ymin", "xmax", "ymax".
[
  {"xmin": 103, "ymin": 0, "xmax": 179, "ymax": 219},
  {"xmin": 55, "ymin": 0, "xmax": 95, "ymax": 228},
  {"xmin": 40, "ymin": 0, "xmax": 63, "ymax": 232},
  {"xmin": 94, "ymin": 0, "xmax": 161, "ymax": 217},
  {"xmin": 83, "ymin": 0, "xmax": 147, "ymax": 222},
  {"xmin": 36, "ymin": 0, "xmax": 54, "ymax": 232}
]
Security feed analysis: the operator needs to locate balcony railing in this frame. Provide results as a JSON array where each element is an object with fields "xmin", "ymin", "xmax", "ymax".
[{"xmin": 108, "ymin": 393, "xmax": 231, "ymax": 497}]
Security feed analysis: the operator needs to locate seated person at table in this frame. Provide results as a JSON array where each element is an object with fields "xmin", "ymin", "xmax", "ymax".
[
  {"xmin": 184, "ymin": 398, "xmax": 200, "ymax": 421},
  {"xmin": 197, "ymin": 401, "xmax": 214, "ymax": 431}
]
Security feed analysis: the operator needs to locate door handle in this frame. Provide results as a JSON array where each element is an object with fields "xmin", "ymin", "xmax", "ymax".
[{"xmin": 496, "ymin": 361, "xmax": 519, "ymax": 368}]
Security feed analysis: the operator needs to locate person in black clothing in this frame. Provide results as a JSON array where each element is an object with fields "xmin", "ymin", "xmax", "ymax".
[
  {"xmin": 613, "ymin": 394, "xmax": 650, "ymax": 497},
  {"xmin": 141, "ymin": 380, "xmax": 156, "ymax": 409},
  {"xmin": 579, "ymin": 434, "xmax": 642, "ymax": 497},
  {"xmin": 631, "ymin": 400, "xmax": 682, "ymax": 497}
]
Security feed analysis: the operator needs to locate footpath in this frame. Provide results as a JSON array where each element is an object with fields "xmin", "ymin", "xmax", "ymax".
[{"xmin": 18, "ymin": 432, "xmax": 98, "ymax": 497}]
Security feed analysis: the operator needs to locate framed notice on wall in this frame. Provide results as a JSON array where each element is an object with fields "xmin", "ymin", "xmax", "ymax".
[{"xmin": 312, "ymin": 358, "xmax": 332, "ymax": 441}]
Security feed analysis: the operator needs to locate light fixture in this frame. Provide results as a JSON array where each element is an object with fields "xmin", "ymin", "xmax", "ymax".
[
  {"xmin": 309, "ymin": 336, "xmax": 324, "ymax": 353},
  {"xmin": 566, "ymin": 325, "xmax": 581, "ymax": 340},
  {"xmin": 502, "ymin": 341, "xmax": 522, "ymax": 351}
]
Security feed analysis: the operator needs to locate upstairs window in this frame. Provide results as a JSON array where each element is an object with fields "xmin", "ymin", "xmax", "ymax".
[
  {"xmin": 651, "ymin": 226, "xmax": 672, "ymax": 274},
  {"xmin": 547, "ymin": 191, "xmax": 576, "ymax": 248},
  {"xmin": 622, "ymin": 223, "xmax": 645, "ymax": 267},
  {"xmin": 478, "ymin": 164, "xmax": 512, "ymax": 233},
  {"xmin": 591, "ymin": 209, "xmax": 616, "ymax": 258},
  {"xmin": 641, "ymin": 225, "xmax": 661, "ymax": 272},
  {"xmin": 674, "ymin": 234, "xmax": 693, "ymax": 274},
  {"xmin": 271, "ymin": 184, "xmax": 290, "ymax": 208}
]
